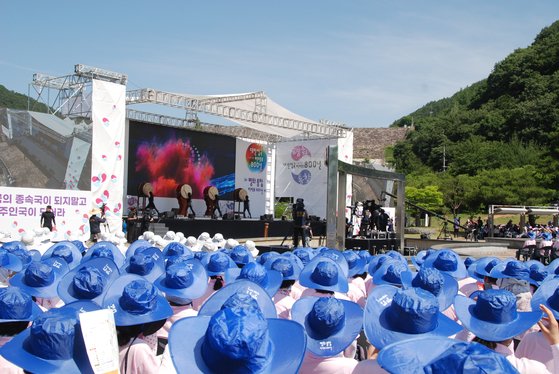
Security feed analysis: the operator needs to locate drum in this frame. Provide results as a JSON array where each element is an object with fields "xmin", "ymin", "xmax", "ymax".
[
  {"xmin": 233, "ymin": 188, "xmax": 248, "ymax": 202},
  {"xmin": 204, "ymin": 186, "xmax": 219, "ymax": 201},
  {"xmin": 176, "ymin": 184, "xmax": 192, "ymax": 199},
  {"xmin": 138, "ymin": 182, "xmax": 153, "ymax": 197}
]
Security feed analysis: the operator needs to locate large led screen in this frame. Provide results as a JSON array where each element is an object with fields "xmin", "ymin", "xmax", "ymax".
[{"xmin": 127, "ymin": 121, "xmax": 236, "ymax": 199}]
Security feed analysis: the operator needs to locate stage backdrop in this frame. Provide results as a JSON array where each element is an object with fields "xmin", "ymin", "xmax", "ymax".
[
  {"xmin": 126, "ymin": 121, "xmax": 236, "ymax": 215},
  {"xmin": 234, "ymin": 139, "xmax": 270, "ymax": 217},
  {"xmin": 275, "ymin": 139, "xmax": 335, "ymax": 219}
]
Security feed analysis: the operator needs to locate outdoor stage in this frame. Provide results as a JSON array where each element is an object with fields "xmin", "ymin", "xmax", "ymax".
[{"xmin": 159, "ymin": 217, "xmax": 327, "ymax": 241}]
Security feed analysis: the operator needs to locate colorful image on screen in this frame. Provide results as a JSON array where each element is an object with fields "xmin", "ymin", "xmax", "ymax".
[{"xmin": 127, "ymin": 121, "xmax": 236, "ymax": 198}]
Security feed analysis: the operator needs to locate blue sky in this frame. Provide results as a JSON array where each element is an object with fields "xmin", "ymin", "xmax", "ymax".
[{"xmin": 1, "ymin": 1, "xmax": 557, "ymax": 127}]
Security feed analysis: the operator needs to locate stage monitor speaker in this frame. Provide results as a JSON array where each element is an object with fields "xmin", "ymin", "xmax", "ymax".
[
  {"xmin": 166, "ymin": 210, "xmax": 175, "ymax": 219},
  {"xmin": 389, "ymin": 232, "xmax": 397, "ymax": 239},
  {"xmin": 260, "ymin": 214, "xmax": 273, "ymax": 222}
]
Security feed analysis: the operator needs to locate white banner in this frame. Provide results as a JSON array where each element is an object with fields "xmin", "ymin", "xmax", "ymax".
[
  {"xmin": 91, "ymin": 80, "xmax": 126, "ymax": 232},
  {"xmin": 235, "ymin": 139, "xmax": 269, "ymax": 218},
  {"xmin": 275, "ymin": 139, "xmax": 335, "ymax": 219},
  {"xmin": 0, "ymin": 186, "xmax": 91, "ymax": 240}
]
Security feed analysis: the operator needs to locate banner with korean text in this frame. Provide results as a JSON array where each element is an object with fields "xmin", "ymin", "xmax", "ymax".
[{"xmin": 235, "ymin": 139, "xmax": 269, "ymax": 218}]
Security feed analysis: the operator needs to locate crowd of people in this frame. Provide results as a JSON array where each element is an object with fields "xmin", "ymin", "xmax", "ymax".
[{"xmin": 1, "ymin": 225, "xmax": 559, "ymax": 373}]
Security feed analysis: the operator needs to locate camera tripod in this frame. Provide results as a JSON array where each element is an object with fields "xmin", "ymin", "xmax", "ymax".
[{"xmin": 437, "ymin": 221, "xmax": 453, "ymax": 240}]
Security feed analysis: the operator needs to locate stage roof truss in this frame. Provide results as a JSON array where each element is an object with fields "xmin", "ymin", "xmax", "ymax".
[{"xmin": 125, "ymin": 88, "xmax": 348, "ymax": 139}]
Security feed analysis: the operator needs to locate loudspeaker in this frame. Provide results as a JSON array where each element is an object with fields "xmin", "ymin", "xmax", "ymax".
[
  {"xmin": 166, "ymin": 210, "xmax": 175, "ymax": 219},
  {"xmin": 260, "ymin": 214, "xmax": 273, "ymax": 222}
]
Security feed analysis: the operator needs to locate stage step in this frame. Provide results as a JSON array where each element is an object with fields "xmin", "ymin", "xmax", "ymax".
[{"xmin": 150, "ymin": 222, "xmax": 169, "ymax": 236}]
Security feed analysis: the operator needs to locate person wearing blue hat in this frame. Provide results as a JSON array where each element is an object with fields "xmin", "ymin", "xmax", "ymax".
[
  {"xmin": 125, "ymin": 239, "xmax": 152, "ymax": 258},
  {"xmin": 229, "ymin": 244, "xmax": 255, "ymax": 268},
  {"xmin": 515, "ymin": 278, "xmax": 559, "ymax": 371},
  {"xmin": 299, "ymin": 256, "xmax": 350, "ymax": 300},
  {"xmin": 464, "ymin": 256, "xmax": 476, "ymax": 270},
  {"xmin": 192, "ymin": 251, "xmax": 237, "ymax": 310},
  {"xmin": 9, "ymin": 257, "xmax": 69, "ymax": 310},
  {"xmin": 0, "ymin": 248, "xmax": 23, "ymax": 287},
  {"xmin": 224, "ymin": 261, "xmax": 283, "ymax": 298},
  {"xmin": 365, "ymin": 254, "xmax": 393, "ymax": 297},
  {"xmin": 161, "ymin": 241, "xmax": 192, "ymax": 259},
  {"xmin": 422, "ymin": 249, "xmax": 468, "ymax": 280},
  {"xmin": 365, "ymin": 284, "xmax": 462, "ymax": 351},
  {"xmin": 41, "ymin": 241, "xmax": 82, "ymax": 270},
  {"xmin": 0, "ymin": 287, "xmax": 43, "ymax": 372},
  {"xmin": 405, "ymin": 266, "xmax": 459, "ymax": 312},
  {"xmin": 102, "ymin": 273, "xmax": 172, "ymax": 374},
  {"xmin": 342, "ymin": 250, "xmax": 367, "ymax": 308},
  {"xmin": 168, "ymin": 293, "xmax": 306, "ymax": 373},
  {"xmin": 455, "ymin": 289, "xmax": 544, "ymax": 357},
  {"xmin": 410, "ymin": 249, "xmax": 436, "ymax": 270},
  {"xmin": 154, "ymin": 259, "xmax": 207, "ymax": 343},
  {"xmin": 256, "ymin": 250, "xmax": 280, "ymax": 266},
  {"xmin": 57, "ymin": 257, "xmax": 120, "ymax": 305},
  {"xmin": 292, "ymin": 296, "xmax": 362, "ymax": 373},
  {"xmin": 198, "ymin": 279, "xmax": 278, "ymax": 319},
  {"xmin": 82, "ymin": 241, "xmax": 126, "ymax": 268},
  {"xmin": 293, "ymin": 247, "xmax": 315, "ymax": 266},
  {"xmin": 0, "ymin": 301, "xmax": 100, "ymax": 373},
  {"xmin": 317, "ymin": 249, "xmax": 350, "ymax": 278},
  {"xmin": 372, "ymin": 259, "xmax": 412, "ymax": 287},
  {"xmin": 121, "ymin": 247, "xmax": 165, "ymax": 283},
  {"xmin": 371, "ymin": 336, "xmax": 520, "ymax": 374},
  {"xmin": 269, "ymin": 257, "xmax": 300, "ymax": 319}
]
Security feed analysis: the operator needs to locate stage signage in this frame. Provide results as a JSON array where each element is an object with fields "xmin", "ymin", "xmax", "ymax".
[{"xmin": 235, "ymin": 139, "xmax": 269, "ymax": 217}]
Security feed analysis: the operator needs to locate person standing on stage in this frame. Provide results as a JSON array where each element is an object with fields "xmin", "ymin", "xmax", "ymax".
[
  {"xmin": 146, "ymin": 191, "xmax": 160, "ymax": 218},
  {"xmin": 243, "ymin": 195, "xmax": 252, "ymax": 218},
  {"xmin": 40, "ymin": 205, "xmax": 56, "ymax": 231},
  {"xmin": 187, "ymin": 192, "xmax": 196, "ymax": 217},
  {"xmin": 292, "ymin": 198, "xmax": 309, "ymax": 247}
]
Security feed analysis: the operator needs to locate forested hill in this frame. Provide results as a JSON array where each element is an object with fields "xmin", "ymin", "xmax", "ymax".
[
  {"xmin": 389, "ymin": 20, "xmax": 559, "ymax": 214},
  {"xmin": 0, "ymin": 84, "xmax": 49, "ymax": 112}
]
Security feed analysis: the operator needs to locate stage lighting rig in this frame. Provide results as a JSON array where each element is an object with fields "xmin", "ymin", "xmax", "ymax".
[{"xmin": 74, "ymin": 64, "xmax": 127, "ymax": 85}]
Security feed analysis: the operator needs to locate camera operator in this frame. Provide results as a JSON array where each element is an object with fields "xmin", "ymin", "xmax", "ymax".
[{"xmin": 292, "ymin": 198, "xmax": 310, "ymax": 247}]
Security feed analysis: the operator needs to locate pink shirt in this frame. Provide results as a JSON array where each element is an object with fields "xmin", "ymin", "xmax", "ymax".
[
  {"xmin": 365, "ymin": 276, "xmax": 376, "ymax": 297},
  {"xmin": 158, "ymin": 305, "xmax": 198, "ymax": 339},
  {"xmin": 458, "ymin": 278, "xmax": 482, "ymax": 297},
  {"xmin": 347, "ymin": 282, "xmax": 366, "ymax": 308},
  {"xmin": 274, "ymin": 289, "xmax": 296, "ymax": 319},
  {"xmin": 350, "ymin": 277, "xmax": 367, "ymax": 296},
  {"xmin": 495, "ymin": 341, "xmax": 559, "ymax": 374},
  {"xmin": 515, "ymin": 332, "xmax": 558, "ymax": 373},
  {"xmin": 0, "ymin": 336, "xmax": 24, "ymax": 374},
  {"xmin": 299, "ymin": 352, "xmax": 357, "ymax": 374},
  {"xmin": 119, "ymin": 338, "xmax": 160, "ymax": 374},
  {"xmin": 352, "ymin": 358, "xmax": 388, "ymax": 374},
  {"xmin": 291, "ymin": 281, "xmax": 306, "ymax": 300}
]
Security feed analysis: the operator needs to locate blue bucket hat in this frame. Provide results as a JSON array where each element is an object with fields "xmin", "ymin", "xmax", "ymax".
[
  {"xmin": 82, "ymin": 241, "xmax": 125, "ymax": 268},
  {"xmin": 230, "ymin": 245, "xmax": 255, "ymax": 267},
  {"xmin": 543, "ymin": 232, "xmax": 553, "ymax": 241},
  {"xmin": 467, "ymin": 257, "xmax": 500, "ymax": 282},
  {"xmin": 7, "ymin": 247, "xmax": 40, "ymax": 268},
  {"xmin": 377, "ymin": 336, "xmax": 519, "ymax": 374},
  {"xmin": 385, "ymin": 250, "xmax": 407, "ymax": 264},
  {"xmin": 169, "ymin": 295, "xmax": 306, "ymax": 374},
  {"xmin": 71, "ymin": 240, "xmax": 88, "ymax": 254},
  {"xmin": 224, "ymin": 262, "xmax": 282, "ymax": 297},
  {"xmin": 421, "ymin": 249, "xmax": 468, "ymax": 279},
  {"xmin": 489, "ymin": 259, "xmax": 529, "ymax": 280},
  {"xmin": 364, "ymin": 285, "xmax": 462, "ymax": 349},
  {"xmin": 1, "ymin": 241, "xmax": 27, "ymax": 252},
  {"xmin": 411, "ymin": 249, "xmax": 436, "ymax": 270},
  {"xmin": 527, "ymin": 231, "xmax": 536, "ymax": 239},
  {"xmin": 269, "ymin": 257, "xmax": 301, "ymax": 281},
  {"xmin": 299, "ymin": 256, "xmax": 349, "ymax": 293},
  {"xmin": 203, "ymin": 251, "xmax": 237, "ymax": 276},
  {"xmin": 102, "ymin": 273, "xmax": 173, "ymax": 326},
  {"xmin": 372, "ymin": 259, "xmax": 412, "ymax": 287},
  {"xmin": 291, "ymin": 296, "xmax": 362, "ymax": 357},
  {"xmin": 547, "ymin": 258, "xmax": 559, "ymax": 275},
  {"xmin": 464, "ymin": 256, "xmax": 476, "ymax": 269},
  {"xmin": 454, "ymin": 289, "xmax": 542, "ymax": 341},
  {"xmin": 264, "ymin": 253, "xmax": 304, "ymax": 271},
  {"xmin": 405, "ymin": 267, "xmax": 458, "ymax": 311},
  {"xmin": 0, "ymin": 302, "xmax": 99, "ymax": 374},
  {"xmin": 293, "ymin": 248, "xmax": 315, "ymax": 265},
  {"xmin": 256, "ymin": 251, "xmax": 280, "ymax": 266},
  {"xmin": 342, "ymin": 250, "xmax": 367, "ymax": 277},
  {"xmin": 528, "ymin": 266, "xmax": 549, "ymax": 287},
  {"xmin": 155, "ymin": 259, "xmax": 208, "ymax": 302},
  {"xmin": 165, "ymin": 254, "xmax": 197, "ymax": 269},
  {"xmin": 0, "ymin": 287, "xmax": 43, "ymax": 322},
  {"xmin": 125, "ymin": 239, "xmax": 152, "ymax": 258},
  {"xmin": 0, "ymin": 248, "xmax": 23, "ymax": 272},
  {"xmin": 9, "ymin": 257, "xmax": 69, "ymax": 298},
  {"xmin": 162, "ymin": 242, "xmax": 193, "ymax": 259},
  {"xmin": 367, "ymin": 254, "xmax": 392, "ymax": 275},
  {"xmin": 42, "ymin": 241, "xmax": 82, "ymax": 270},
  {"xmin": 57, "ymin": 257, "xmax": 120, "ymax": 304},
  {"xmin": 317, "ymin": 249, "xmax": 349, "ymax": 277},
  {"xmin": 198, "ymin": 279, "xmax": 277, "ymax": 318},
  {"xmin": 121, "ymin": 247, "xmax": 165, "ymax": 283},
  {"xmin": 532, "ymin": 278, "xmax": 559, "ymax": 320}
]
